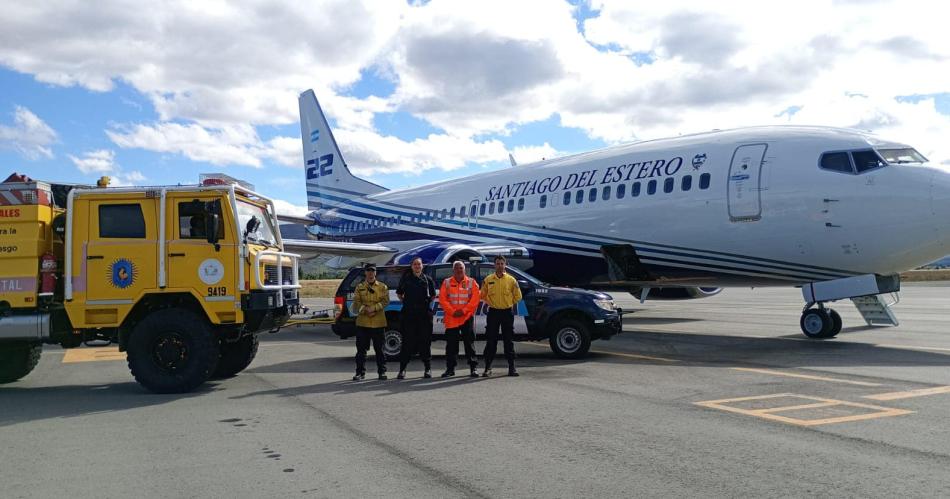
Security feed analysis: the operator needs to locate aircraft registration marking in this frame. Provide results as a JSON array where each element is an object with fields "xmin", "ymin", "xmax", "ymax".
[{"xmin": 695, "ymin": 393, "xmax": 912, "ymax": 427}]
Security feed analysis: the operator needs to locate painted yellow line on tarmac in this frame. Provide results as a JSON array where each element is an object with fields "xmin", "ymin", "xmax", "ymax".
[
  {"xmin": 730, "ymin": 367, "xmax": 883, "ymax": 387},
  {"xmin": 589, "ymin": 349, "xmax": 679, "ymax": 362},
  {"xmin": 695, "ymin": 393, "xmax": 913, "ymax": 426},
  {"xmin": 62, "ymin": 347, "xmax": 125, "ymax": 363},
  {"xmin": 863, "ymin": 385, "xmax": 950, "ymax": 401},
  {"xmin": 519, "ymin": 342, "xmax": 678, "ymax": 362}
]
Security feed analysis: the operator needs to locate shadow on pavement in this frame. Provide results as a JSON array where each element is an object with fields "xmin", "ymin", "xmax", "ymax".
[{"xmin": 0, "ymin": 382, "xmax": 220, "ymax": 427}]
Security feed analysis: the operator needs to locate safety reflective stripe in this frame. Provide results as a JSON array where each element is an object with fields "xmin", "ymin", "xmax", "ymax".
[{"xmin": 445, "ymin": 277, "xmax": 474, "ymax": 305}]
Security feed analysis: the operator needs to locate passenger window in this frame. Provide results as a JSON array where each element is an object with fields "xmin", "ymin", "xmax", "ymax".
[
  {"xmin": 507, "ymin": 199, "xmax": 514, "ymax": 212},
  {"xmin": 441, "ymin": 209, "xmax": 447, "ymax": 219},
  {"xmin": 616, "ymin": 184, "xmax": 625, "ymax": 199},
  {"xmin": 664, "ymin": 177, "xmax": 674, "ymax": 193},
  {"xmin": 602, "ymin": 186, "xmax": 611, "ymax": 201},
  {"xmin": 820, "ymin": 152, "xmax": 854, "ymax": 173},
  {"xmin": 632, "ymin": 182, "xmax": 641, "ymax": 197},
  {"xmin": 682, "ymin": 175, "xmax": 692, "ymax": 191},
  {"xmin": 178, "ymin": 201, "xmax": 224, "ymax": 240},
  {"xmin": 498, "ymin": 201, "xmax": 505, "ymax": 213},
  {"xmin": 573, "ymin": 190, "xmax": 582, "ymax": 204},
  {"xmin": 488, "ymin": 203, "xmax": 495, "ymax": 215},
  {"xmin": 852, "ymin": 150, "xmax": 886, "ymax": 173},
  {"xmin": 699, "ymin": 173, "xmax": 711, "ymax": 189},
  {"xmin": 517, "ymin": 198, "xmax": 524, "ymax": 211},
  {"xmin": 460, "ymin": 206, "xmax": 466, "ymax": 217},
  {"xmin": 99, "ymin": 204, "xmax": 146, "ymax": 238},
  {"xmin": 647, "ymin": 180, "xmax": 657, "ymax": 195},
  {"xmin": 540, "ymin": 194, "xmax": 547, "ymax": 208},
  {"xmin": 563, "ymin": 192, "xmax": 571, "ymax": 205},
  {"xmin": 479, "ymin": 204, "xmax": 486, "ymax": 216},
  {"xmin": 588, "ymin": 188, "xmax": 596, "ymax": 202}
]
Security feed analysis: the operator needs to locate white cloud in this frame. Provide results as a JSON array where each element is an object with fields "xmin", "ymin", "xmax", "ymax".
[
  {"xmin": 106, "ymin": 122, "xmax": 300, "ymax": 168},
  {"xmin": 511, "ymin": 143, "xmax": 562, "ymax": 165},
  {"xmin": 67, "ymin": 149, "xmax": 146, "ymax": 186},
  {"xmin": 271, "ymin": 198, "xmax": 310, "ymax": 218},
  {"xmin": 2, "ymin": 0, "xmax": 949, "ymax": 182},
  {"xmin": 69, "ymin": 149, "xmax": 115, "ymax": 174},
  {"xmin": 0, "ymin": 106, "xmax": 56, "ymax": 160}
]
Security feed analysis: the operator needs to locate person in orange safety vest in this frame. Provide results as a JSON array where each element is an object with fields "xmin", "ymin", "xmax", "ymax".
[{"xmin": 438, "ymin": 261, "xmax": 481, "ymax": 378}]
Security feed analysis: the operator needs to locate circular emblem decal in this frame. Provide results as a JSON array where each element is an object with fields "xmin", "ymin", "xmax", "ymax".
[
  {"xmin": 109, "ymin": 258, "xmax": 136, "ymax": 289},
  {"xmin": 198, "ymin": 258, "xmax": 224, "ymax": 285}
]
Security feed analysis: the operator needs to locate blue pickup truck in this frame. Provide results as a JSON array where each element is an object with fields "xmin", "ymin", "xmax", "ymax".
[{"xmin": 331, "ymin": 262, "xmax": 622, "ymax": 359}]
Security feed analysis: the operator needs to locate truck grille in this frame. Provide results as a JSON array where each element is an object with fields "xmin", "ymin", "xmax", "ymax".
[{"xmin": 263, "ymin": 265, "xmax": 295, "ymax": 285}]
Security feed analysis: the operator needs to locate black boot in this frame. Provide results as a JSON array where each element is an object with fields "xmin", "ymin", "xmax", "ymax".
[
  {"xmin": 423, "ymin": 362, "xmax": 432, "ymax": 378},
  {"xmin": 508, "ymin": 361, "xmax": 519, "ymax": 377},
  {"xmin": 469, "ymin": 363, "xmax": 479, "ymax": 378},
  {"xmin": 441, "ymin": 369, "xmax": 455, "ymax": 378}
]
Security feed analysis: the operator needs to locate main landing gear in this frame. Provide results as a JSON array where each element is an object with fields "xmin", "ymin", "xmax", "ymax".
[{"xmin": 799, "ymin": 304, "xmax": 842, "ymax": 339}]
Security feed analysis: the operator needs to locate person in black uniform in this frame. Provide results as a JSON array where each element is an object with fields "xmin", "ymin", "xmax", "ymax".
[{"xmin": 396, "ymin": 257, "xmax": 437, "ymax": 379}]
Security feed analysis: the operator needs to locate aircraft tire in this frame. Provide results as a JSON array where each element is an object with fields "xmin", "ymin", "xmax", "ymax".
[
  {"xmin": 0, "ymin": 342, "xmax": 42, "ymax": 384},
  {"xmin": 800, "ymin": 308, "xmax": 835, "ymax": 339},
  {"xmin": 549, "ymin": 319, "xmax": 592, "ymax": 359},
  {"xmin": 127, "ymin": 308, "xmax": 219, "ymax": 394},
  {"xmin": 212, "ymin": 335, "xmax": 259, "ymax": 379},
  {"xmin": 827, "ymin": 309, "xmax": 843, "ymax": 338}
]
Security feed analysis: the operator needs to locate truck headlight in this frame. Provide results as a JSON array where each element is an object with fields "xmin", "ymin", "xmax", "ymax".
[{"xmin": 593, "ymin": 299, "xmax": 615, "ymax": 312}]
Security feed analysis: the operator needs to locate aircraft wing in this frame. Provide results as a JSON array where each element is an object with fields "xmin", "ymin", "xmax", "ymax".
[{"xmin": 280, "ymin": 238, "xmax": 397, "ymax": 260}]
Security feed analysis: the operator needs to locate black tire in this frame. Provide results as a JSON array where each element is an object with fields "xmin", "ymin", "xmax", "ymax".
[
  {"xmin": 549, "ymin": 319, "xmax": 592, "ymax": 359},
  {"xmin": 127, "ymin": 308, "xmax": 219, "ymax": 394},
  {"xmin": 213, "ymin": 335, "xmax": 259, "ymax": 379},
  {"xmin": 383, "ymin": 329, "xmax": 403, "ymax": 360},
  {"xmin": 0, "ymin": 342, "xmax": 42, "ymax": 384},
  {"xmin": 827, "ymin": 309, "xmax": 842, "ymax": 338},
  {"xmin": 800, "ymin": 308, "xmax": 835, "ymax": 339}
]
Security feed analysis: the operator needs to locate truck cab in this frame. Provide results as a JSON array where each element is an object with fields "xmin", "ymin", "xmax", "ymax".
[{"xmin": 0, "ymin": 173, "xmax": 300, "ymax": 393}]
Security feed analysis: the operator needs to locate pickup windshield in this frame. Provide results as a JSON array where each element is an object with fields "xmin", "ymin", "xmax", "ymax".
[
  {"xmin": 877, "ymin": 148, "xmax": 928, "ymax": 164},
  {"xmin": 237, "ymin": 200, "xmax": 279, "ymax": 247}
]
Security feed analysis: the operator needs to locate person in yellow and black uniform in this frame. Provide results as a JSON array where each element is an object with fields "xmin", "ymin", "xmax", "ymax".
[
  {"xmin": 352, "ymin": 264, "xmax": 389, "ymax": 380},
  {"xmin": 481, "ymin": 255, "xmax": 523, "ymax": 377}
]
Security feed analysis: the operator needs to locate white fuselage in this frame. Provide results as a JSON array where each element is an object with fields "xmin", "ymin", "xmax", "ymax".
[{"xmin": 309, "ymin": 126, "xmax": 950, "ymax": 287}]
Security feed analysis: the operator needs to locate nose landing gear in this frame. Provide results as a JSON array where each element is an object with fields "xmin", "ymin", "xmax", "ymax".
[{"xmin": 800, "ymin": 305, "xmax": 842, "ymax": 339}]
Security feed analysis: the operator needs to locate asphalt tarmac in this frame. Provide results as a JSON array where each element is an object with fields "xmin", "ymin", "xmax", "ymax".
[{"xmin": 3, "ymin": 284, "xmax": 950, "ymax": 498}]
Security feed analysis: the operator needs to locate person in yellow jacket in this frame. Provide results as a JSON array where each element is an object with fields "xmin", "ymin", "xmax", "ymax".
[
  {"xmin": 480, "ymin": 255, "xmax": 523, "ymax": 377},
  {"xmin": 438, "ymin": 261, "xmax": 481, "ymax": 378},
  {"xmin": 352, "ymin": 263, "xmax": 389, "ymax": 380}
]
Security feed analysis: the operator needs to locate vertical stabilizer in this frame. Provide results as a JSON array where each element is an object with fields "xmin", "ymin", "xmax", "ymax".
[{"xmin": 299, "ymin": 90, "xmax": 387, "ymax": 211}]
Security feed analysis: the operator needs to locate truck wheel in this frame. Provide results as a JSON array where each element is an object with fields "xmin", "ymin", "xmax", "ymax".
[
  {"xmin": 213, "ymin": 335, "xmax": 260, "ymax": 379},
  {"xmin": 0, "ymin": 342, "xmax": 42, "ymax": 384},
  {"xmin": 127, "ymin": 308, "xmax": 219, "ymax": 393},
  {"xmin": 549, "ymin": 319, "xmax": 592, "ymax": 359},
  {"xmin": 383, "ymin": 329, "xmax": 403, "ymax": 360}
]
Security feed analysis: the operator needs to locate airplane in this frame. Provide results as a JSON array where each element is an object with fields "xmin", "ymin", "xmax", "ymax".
[{"xmin": 281, "ymin": 89, "xmax": 950, "ymax": 339}]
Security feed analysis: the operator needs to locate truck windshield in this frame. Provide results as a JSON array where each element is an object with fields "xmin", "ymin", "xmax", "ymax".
[
  {"xmin": 877, "ymin": 148, "xmax": 928, "ymax": 164},
  {"xmin": 237, "ymin": 200, "xmax": 279, "ymax": 247}
]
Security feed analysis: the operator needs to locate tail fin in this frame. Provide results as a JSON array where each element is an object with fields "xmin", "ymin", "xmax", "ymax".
[{"xmin": 299, "ymin": 89, "xmax": 387, "ymax": 211}]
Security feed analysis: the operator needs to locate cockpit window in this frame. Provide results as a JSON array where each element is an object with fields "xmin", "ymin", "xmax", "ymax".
[
  {"xmin": 852, "ymin": 150, "xmax": 886, "ymax": 172},
  {"xmin": 877, "ymin": 148, "xmax": 928, "ymax": 164},
  {"xmin": 820, "ymin": 152, "xmax": 853, "ymax": 173}
]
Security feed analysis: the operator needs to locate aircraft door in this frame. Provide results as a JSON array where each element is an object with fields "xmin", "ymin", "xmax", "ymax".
[
  {"xmin": 468, "ymin": 199, "xmax": 479, "ymax": 230},
  {"xmin": 727, "ymin": 144, "xmax": 767, "ymax": 222}
]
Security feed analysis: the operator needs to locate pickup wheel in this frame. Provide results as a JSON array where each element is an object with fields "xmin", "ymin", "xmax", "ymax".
[
  {"xmin": 549, "ymin": 319, "xmax": 592, "ymax": 359},
  {"xmin": 383, "ymin": 328, "xmax": 403, "ymax": 360},
  {"xmin": 127, "ymin": 308, "xmax": 219, "ymax": 393},
  {"xmin": 212, "ymin": 335, "xmax": 259, "ymax": 379},
  {"xmin": 0, "ymin": 342, "xmax": 42, "ymax": 384}
]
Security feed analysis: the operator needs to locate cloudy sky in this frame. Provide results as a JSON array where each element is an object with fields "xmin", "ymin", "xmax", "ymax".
[{"xmin": 1, "ymin": 0, "xmax": 947, "ymax": 215}]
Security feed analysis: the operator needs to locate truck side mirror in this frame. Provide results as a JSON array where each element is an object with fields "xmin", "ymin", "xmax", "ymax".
[{"xmin": 204, "ymin": 200, "xmax": 222, "ymax": 249}]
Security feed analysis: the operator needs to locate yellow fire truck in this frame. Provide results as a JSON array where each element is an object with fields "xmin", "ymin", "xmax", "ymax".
[{"xmin": 0, "ymin": 173, "xmax": 300, "ymax": 393}]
